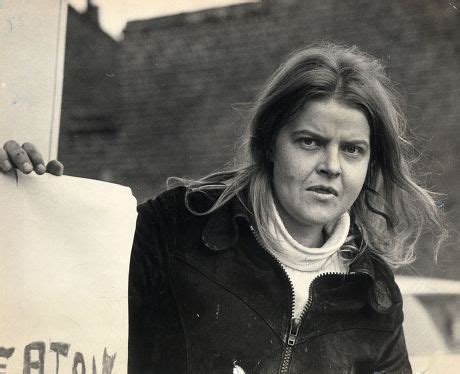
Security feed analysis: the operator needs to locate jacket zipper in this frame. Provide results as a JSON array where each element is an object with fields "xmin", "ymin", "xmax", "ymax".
[{"xmin": 249, "ymin": 225, "xmax": 355, "ymax": 374}]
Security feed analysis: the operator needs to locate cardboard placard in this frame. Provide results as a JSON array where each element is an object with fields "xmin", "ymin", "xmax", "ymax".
[{"xmin": 0, "ymin": 172, "xmax": 137, "ymax": 373}]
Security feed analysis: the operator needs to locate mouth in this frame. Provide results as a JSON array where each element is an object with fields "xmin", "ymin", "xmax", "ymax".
[{"xmin": 306, "ymin": 185, "xmax": 338, "ymax": 196}]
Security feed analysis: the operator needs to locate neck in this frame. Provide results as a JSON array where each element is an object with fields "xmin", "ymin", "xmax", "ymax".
[{"xmin": 277, "ymin": 210, "xmax": 325, "ymax": 248}]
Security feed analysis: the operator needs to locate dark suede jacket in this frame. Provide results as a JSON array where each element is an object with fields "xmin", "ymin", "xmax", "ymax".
[{"xmin": 128, "ymin": 186, "xmax": 412, "ymax": 373}]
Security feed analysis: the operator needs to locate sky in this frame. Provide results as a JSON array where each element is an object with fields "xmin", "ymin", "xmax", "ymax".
[{"xmin": 67, "ymin": 0, "xmax": 253, "ymax": 39}]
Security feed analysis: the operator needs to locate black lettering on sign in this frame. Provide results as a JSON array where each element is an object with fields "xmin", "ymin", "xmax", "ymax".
[
  {"xmin": 23, "ymin": 342, "xmax": 45, "ymax": 374},
  {"xmin": 102, "ymin": 348, "xmax": 116, "ymax": 374},
  {"xmin": 0, "ymin": 347, "xmax": 14, "ymax": 374},
  {"xmin": 0, "ymin": 347, "xmax": 15, "ymax": 359},
  {"xmin": 50, "ymin": 342, "xmax": 70, "ymax": 374},
  {"xmin": 92, "ymin": 348, "xmax": 116, "ymax": 374},
  {"xmin": 73, "ymin": 352, "xmax": 86, "ymax": 374}
]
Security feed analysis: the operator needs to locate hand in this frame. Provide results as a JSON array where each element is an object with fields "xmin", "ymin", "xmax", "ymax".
[{"xmin": 1, "ymin": 140, "xmax": 64, "ymax": 176}]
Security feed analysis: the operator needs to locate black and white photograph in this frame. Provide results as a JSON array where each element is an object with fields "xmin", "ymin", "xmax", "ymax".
[{"xmin": 1, "ymin": 0, "xmax": 459, "ymax": 372}]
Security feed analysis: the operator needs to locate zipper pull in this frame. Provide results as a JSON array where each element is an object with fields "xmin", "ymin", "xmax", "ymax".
[{"xmin": 287, "ymin": 317, "xmax": 301, "ymax": 346}]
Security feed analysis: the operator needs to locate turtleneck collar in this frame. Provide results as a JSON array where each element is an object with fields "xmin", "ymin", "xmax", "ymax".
[{"xmin": 267, "ymin": 195, "xmax": 350, "ymax": 271}]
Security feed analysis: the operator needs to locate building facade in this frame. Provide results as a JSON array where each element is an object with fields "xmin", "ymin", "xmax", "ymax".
[{"xmin": 59, "ymin": 0, "xmax": 460, "ymax": 278}]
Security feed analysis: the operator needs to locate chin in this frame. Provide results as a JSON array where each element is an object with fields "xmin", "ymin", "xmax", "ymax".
[{"xmin": 299, "ymin": 210, "xmax": 343, "ymax": 227}]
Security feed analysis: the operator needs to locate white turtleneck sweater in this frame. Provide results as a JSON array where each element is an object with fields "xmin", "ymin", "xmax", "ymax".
[{"xmin": 266, "ymin": 199, "xmax": 350, "ymax": 318}]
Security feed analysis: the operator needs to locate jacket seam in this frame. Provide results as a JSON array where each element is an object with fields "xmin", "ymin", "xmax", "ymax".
[
  {"xmin": 169, "ymin": 276, "xmax": 190, "ymax": 374},
  {"xmin": 297, "ymin": 325, "xmax": 405, "ymax": 344},
  {"xmin": 174, "ymin": 253, "xmax": 285, "ymax": 344}
]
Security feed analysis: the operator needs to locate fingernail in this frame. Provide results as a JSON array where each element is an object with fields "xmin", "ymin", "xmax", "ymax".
[
  {"xmin": 23, "ymin": 162, "xmax": 33, "ymax": 173},
  {"xmin": 2, "ymin": 160, "xmax": 12, "ymax": 171},
  {"xmin": 36, "ymin": 164, "xmax": 46, "ymax": 174}
]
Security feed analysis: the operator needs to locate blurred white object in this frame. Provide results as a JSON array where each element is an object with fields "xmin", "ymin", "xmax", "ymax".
[
  {"xmin": 233, "ymin": 363, "xmax": 246, "ymax": 374},
  {"xmin": 0, "ymin": 0, "xmax": 67, "ymax": 160},
  {"xmin": 396, "ymin": 276, "xmax": 460, "ymax": 373}
]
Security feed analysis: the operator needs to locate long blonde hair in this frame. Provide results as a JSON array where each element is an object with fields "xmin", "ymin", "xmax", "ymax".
[{"xmin": 169, "ymin": 42, "xmax": 447, "ymax": 268}]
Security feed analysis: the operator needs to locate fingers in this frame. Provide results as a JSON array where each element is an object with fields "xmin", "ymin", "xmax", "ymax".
[
  {"xmin": 1, "ymin": 140, "xmax": 63, "ymax": 176},
  {"xmin": 3, "ymin": 140, "xmax": 33, "ymax": 174},
  {"xmin": 46, "ymin": 160, "xmax": 64, "ymax": 176},
  {"xmin": 0, "ymin": 148, "xmax": 13, "ymax": 172},
  {"xmin": 22, "ymin": 142, "xmax": 46, "ymax": 174}
]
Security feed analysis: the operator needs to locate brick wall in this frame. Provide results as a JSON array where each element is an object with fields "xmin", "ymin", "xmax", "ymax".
[
  {"xmin": 59, "ymin": 0, "xmax": 460, "ymax": 278},
  {"xmin": 59, "ymin": 5, "xmax": 119, "ymax": 180}
]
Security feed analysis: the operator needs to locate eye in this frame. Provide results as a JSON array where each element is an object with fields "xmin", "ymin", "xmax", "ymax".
[
  {"xmin": 345, "ymin": 145, "xmax": 357, "ymax": 153},
  {"xmin": 300, "ymin": 137, "xmax": 320, "ymax": 148},
  {"xmin": 343, "ymin": 145, "xmax": 364, "ymax": 156}
]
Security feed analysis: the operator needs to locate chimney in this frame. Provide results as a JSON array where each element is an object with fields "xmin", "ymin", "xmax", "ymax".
[{"xmin": 85, "ymin": 0, "xmax": 99, "ymax": 25}]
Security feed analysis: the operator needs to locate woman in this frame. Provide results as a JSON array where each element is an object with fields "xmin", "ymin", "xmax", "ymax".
[{"xmin": 2, "ymin": 43, "xmax": 446, "ymax": 373}]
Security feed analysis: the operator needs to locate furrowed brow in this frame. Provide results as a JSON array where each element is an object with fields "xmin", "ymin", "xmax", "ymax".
[
  {"xmin": 291, "ymin": 129, "xmax": 329, "ymax": 142},
  {"xmin": 342, "ymin": 139, "xmax": 370, "ymax": 147}
]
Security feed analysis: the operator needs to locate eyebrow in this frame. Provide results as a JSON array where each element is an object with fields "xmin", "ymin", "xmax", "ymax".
[{"xmin": 291, "ymin": 129, "xmax": 370, "ymax": 147}]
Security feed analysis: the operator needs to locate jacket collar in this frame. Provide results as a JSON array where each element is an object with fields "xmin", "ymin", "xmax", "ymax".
[{"xmin": 201, "ymin": 191, "xmax": 375, "ymax": 281}]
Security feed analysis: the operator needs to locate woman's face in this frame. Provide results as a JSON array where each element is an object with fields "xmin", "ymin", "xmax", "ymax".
[{"xmin": 271, "ymin": 99, "xmax": 370, "ymax": 234}]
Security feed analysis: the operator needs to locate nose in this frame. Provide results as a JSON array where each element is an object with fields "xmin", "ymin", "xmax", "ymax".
[{"xmin": 317, "ymin": 148, "xmax": 341, "ymax": 178}]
